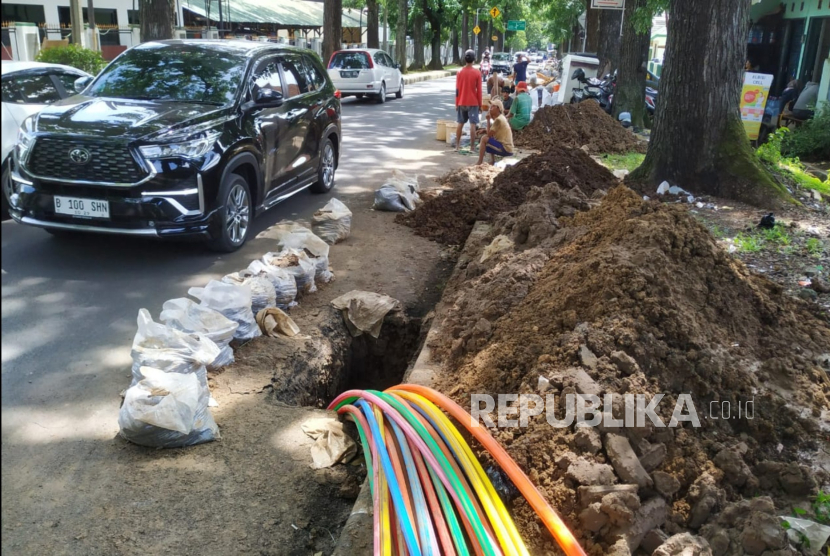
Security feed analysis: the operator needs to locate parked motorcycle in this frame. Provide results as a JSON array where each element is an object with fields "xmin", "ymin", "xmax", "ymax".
[
  {"xmin": 570, "ymin": 68, "xmax": 614, "ymax": 113},
  {"xmin": 645, "ymin": 86, "xmax": 658, "ymax": 116}
]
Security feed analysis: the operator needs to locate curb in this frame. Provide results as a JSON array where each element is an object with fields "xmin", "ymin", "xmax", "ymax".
[
  {"xmin": 402, "ymin": 68, "xmax": 460, "ymax": 85},
  {"xmin": 331, "ymin": 221, "xmax": 491, "ymax": 555}
]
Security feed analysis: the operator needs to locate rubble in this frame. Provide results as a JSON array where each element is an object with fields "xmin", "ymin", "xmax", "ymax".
[{"xmin": 604, "ymin": 433, "xmax": 653, "ymax": 489}]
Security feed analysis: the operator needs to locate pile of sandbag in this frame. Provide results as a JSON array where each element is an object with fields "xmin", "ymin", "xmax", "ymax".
[
  {"xmin": 189, "ymin": 280, "xmax": 261, "ymax": 341},
  {"xmin": 119, "ymin": 309, "xmax": 221, "ymax": 448},
  {"xmin": 160, "ymin": 297, "xmax": 238, "ymax": 370},
  {"xmin": 373, "ymin": 169, "xmax": 421, "ymax": 212},
  {"xmin": 312, "ymin": 198, "xmax": 352, "ymax": 244}
]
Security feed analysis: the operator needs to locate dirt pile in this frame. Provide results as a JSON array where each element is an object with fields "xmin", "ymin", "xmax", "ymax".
[
  {"xmin": 432, "ymin": 186, "xmax": 830, "ymax": 554},
  {"xmin": 515, "ymin": 101, "xmax": 647, "ymax": 154},
  {"xmin": 397, "ymin": 149, "xmax": 617, "ymax": 246},
  {"xmin": 489, "ymin": 146, "xmax": 616, "ymax": 208}
]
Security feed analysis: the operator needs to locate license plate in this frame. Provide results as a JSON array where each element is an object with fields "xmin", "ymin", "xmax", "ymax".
[
  {"xmin": 54, "ymin": 196, "xmax": 110, "ymax": 219},
  {"xmin": 340, "ymin": 70, "xmax": 359, "ymax": 78}
]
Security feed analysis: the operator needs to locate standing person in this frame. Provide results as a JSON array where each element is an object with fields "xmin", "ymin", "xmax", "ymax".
[
  {"xmin": 512, "ymin": 54, "xmax": 530, "ymax": 85},
  {"xmin": 476, "ymin": 99, "xmax": 514, "ymax": 165},
  {"xmin": 455, "ymin": 49, "xmax": 483, "ymax": 151},
  {"xmin": 487, "ymin": 71, "xmax": 504, "ymax": 96},
  {"xmin": 481, "ymin": 49, "xmax": 491, "ymax": 82},
  {"xmin": 507, "ymin": 81, "xmax": 532, "ymax": 131}
]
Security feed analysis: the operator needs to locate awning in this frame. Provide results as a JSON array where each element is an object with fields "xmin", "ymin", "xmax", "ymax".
[
  {"xmin": 183, "ymin": 0, "xmax": 362, "ymax": 28},
  {"xmin": 751, "ymin": 0, "xmax": 783, "ymax": 22}
]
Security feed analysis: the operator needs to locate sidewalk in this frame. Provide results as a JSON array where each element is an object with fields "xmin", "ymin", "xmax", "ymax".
[{"xmin": 402, "ymin": 67, "xmax": 460, "ymax": 85}]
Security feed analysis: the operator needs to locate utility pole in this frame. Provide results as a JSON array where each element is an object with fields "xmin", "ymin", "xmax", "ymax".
[
  {"xmin": 69, "ymin": 0, "xmax": 84, "ymax": 46},
  {"xmin": 382, "ymin": 1, "xmax": 388, "ymax": 52},
  {"xmin": 218, "ymin": 0, "xmax": 223, "ymax": 37}
]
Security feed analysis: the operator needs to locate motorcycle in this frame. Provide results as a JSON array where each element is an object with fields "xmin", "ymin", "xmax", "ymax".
[
  {"xmin": 570, "ymin": 68, "xmax": 614, "ymax": 113},
  {"xmin": 645, "ymin": 86, "xmax": 658, "ymax": 116},
  {"xmin": 480, "ymin": 59, "xmax": 491, "ymax": 82}
]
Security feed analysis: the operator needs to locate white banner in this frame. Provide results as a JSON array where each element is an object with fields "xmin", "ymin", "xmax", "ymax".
[{"xmin": 591, "ymin": 0, "xmax": 625, "ymax": 8}]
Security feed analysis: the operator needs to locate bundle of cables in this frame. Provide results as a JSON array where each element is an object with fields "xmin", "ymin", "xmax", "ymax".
[{"xmin": 328, "ymin": 384, "xmax": 587, "ymax": 556}]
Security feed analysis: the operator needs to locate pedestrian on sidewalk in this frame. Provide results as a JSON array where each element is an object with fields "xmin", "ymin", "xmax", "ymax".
[
  {"xmin": 507, "ymin": 81, "xmax": 532, "ymax": 131},
  {"xmin": 512, "ymin": 54, "xmax": 530, "ymax": 85},
  {"xmin": 455, "ymin": 49, "xmax": 483, "ymax": 151},
  {"xmin": 476, "ymin": 99, "xmax": 514, "ymax": 166}
]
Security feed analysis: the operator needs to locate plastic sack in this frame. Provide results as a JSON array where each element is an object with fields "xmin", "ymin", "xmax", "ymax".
[
  {"xmin": 247, "ymin": 259, "xmax": 298, "ymax": 308},
  {"xmin": 263, "ymin": 222, "xmax": 333, "ymax": 284},
  {"xmin": 301, "ymin": 418, "xmax": 357, "ymax": 469},
  {"xmin": 159, "ymin": 298, "xmax": 238, "ymax": 371},
  {"xmin": 188, "ymin": 280, "xmax": 261, "ymax": 341},
  {"xmin": 262, "ymin": 248, "xmax": 317, "ymax": 296},
  {"xmin": 312, "ymin": 198, "xmax": 352, "ymax": 245},
  {"xmin": 130, "ymin": 308, "xmax": 221, "ymax": 383},
  {"xmin": 373, "ymin": 185, "xmax": 410, "ymax": 212},
  {"xmin": 384, "ymin": 170, "xmax": 420, "ymax": 210},
  {"xmin": 221, "ymin": 269, "xmax": 277, "ymax": 314},
  {"xmin": 118, "ymin": 366, "xmax": 219, "ymax": 448},
  {"xmin": 331, "ymin": 290, "xmax": 400, "ymax": 338}
]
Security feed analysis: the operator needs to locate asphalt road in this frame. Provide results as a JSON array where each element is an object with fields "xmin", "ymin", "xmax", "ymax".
[{"xmin": 1, "ymin": 76, "xmax": 460, "ymax": 447}]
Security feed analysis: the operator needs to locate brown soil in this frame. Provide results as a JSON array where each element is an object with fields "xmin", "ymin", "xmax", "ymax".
[
  {"xmin": 515, "ymin": 101, "xmax": 647, "ymax": 155},
  {"xmin": 438, "ymin": 165, "xmax": 504, "ymax": 190},
  {"xmin": 395, "ymin": 189, "xmax": 501, "ymax": 246},
  {"xmin": 431, "ymin": 186, "xmax": 830, "ymax": 554}
]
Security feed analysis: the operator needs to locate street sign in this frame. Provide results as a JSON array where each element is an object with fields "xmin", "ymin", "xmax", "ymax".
[
  {"xmin": 491, "ymin": 35, "xmax": 498, "ymax": 40},
  {"xmin": 473, "ymin": 25, "xmax": 481, "ymax": 35},
  {"xmin": 591, "ymin": 0, "xmax": 625, "ymax": 8},
  {"xmin": 506, "ymin": 20, "xmax": 526, "ymax": 31},
  {"xmin": 489, "ymin": 6, "xmax": 501, "ymax": 18}
]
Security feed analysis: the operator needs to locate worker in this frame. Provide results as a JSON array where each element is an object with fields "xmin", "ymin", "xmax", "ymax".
[
  {"xmin": 487, "ymin": 71, "xmax": 505, "ymax": 97},
  {"xmin": 512, "ymin": 54, "xmax": 530, "ymax": 85},
  {"xmin": 507, "ymin": 81, "xmax": 532, "ymax": 131},
  {"xmin": 455, "ymin": 49, "xmax": 483, "ymax": 151},
  {"xmin": 477, "ymin": 99, "xmax": 514, "ymax": 166},
  {"xmin": 500, "ymin": 86, "xmax": 513, "ymax": 112}
]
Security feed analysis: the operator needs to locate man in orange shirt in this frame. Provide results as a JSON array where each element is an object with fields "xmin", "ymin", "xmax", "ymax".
[{"xmin": 455, "ymin": 49, "xmax": 483, "ymax": 151}]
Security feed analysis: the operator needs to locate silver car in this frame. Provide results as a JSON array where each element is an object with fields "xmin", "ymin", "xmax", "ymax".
[{"xmin": 327, "ymin": 48, "xmax": 404, "ymax": 104}]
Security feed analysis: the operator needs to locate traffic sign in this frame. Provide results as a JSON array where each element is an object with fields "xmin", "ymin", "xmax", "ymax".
[
  {"xmin": 491, "ymin": 35, "xmax": 498, "ymax": 40},
  {"xmin": 473, "ymin": 25, "xmax": 481, "ymax": 35},
  {"xmin": 506, "ymin": 20, "xmax": 526, "ymax": 31},
  {"xmin": 489, "ymin": 6, "xmax": 501, "ymax": 18},
  {"xmin": 591, "ymin": 0, "xmax": 625, "ymax": 8}
]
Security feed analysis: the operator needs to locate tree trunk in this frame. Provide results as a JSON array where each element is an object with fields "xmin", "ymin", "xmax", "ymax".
[
  {"xmin": 630, "ymin": 0, "xmax": 789, "ymax": 206},
  {"xmin": 367, "ymin": 0, "xmax": 379, "ymax": 48},
  {"xmin": 323, "ymin": 0, "xmax": 342, "ymax": 65},
  {"xmin": 597, "ymin": 7, "xmax": 622, "ymax": 76},
  {"xmin": 462, "ymin": 11, "xmax": 469, "ymax": 52},
  {"xmin": 411, "ymin": 13, "xmax": 425, "ymax": 71},
  {"xmin": 428, "ymin": 24, "xmax": 442, "ymax": 70},
  {"xmin": 585, "ymin": 0, "xmax": 600, "ymax": 53},
  {"xmin": 140, "ymin": 0, "xmax": 174, "ymax": 42},
  {"xmin": 452, "ymin": 22, "xmax": 461, "ymax": 65},
  {"xmin": 613, "ymin": 0, "xmax": 649, "ymax": 128},
  {"xmin": 424, "ymin": 0, "xmax": 443, "ymax": 70},
  {"xmin": 395, "ymin": 0, "xmax": 407, "ymax": 72}
]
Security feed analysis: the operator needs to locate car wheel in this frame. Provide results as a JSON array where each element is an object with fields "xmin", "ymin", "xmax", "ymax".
[
  {"xmin": 377, "ymin": 82, "xmax": 386, "ymax": 103},
  {"xmin": 311, "ymin": 137, "xmax": 336, "ymax": 194},
  {"xmin": 396, "ymin": 80, "xmax": 404, "ymax": 99},
  {"xmin": 207, "ymin": 173, "xmax": 251, "ymax": 252}
]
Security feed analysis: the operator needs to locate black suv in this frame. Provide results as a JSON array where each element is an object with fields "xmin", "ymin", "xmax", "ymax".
[{"xmin": 9, "ymin": 40, "xmax": 341, "ymax": 251}]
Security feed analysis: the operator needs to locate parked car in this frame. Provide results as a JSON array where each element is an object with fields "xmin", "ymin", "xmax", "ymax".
[
  {"xmin": 2, "ymin": 61, "xmax": 92, "ymax": 217},
  {"xmin": 327, "ymin": 49, "xmax": 403, "ymax": 103},
  {"xmin": 490, "ymin": 52, "xmax": 513, "ymax": 75},
  {"xmin": 8, "ymin": 40, "xmax": 341, "ymax": 251}
]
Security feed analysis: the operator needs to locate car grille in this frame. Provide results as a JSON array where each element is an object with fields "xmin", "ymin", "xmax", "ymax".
[{"xmin": 28, "ymin": 137, "xmax": 148, "ymax": 184}]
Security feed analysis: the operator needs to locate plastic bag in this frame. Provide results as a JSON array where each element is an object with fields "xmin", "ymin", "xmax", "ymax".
[
  {"xmin": 221, "ymin": 270, "xmax": 277, "ymax": 314},
  {"xmin": 256, "ymin": 307, "xmax": 301, "ymax": 337},
  {"xmin": 159, "ymin": 298, "xmax": 238, "ymax": 371},
  {"xmin": 379, "ymin": 169, "xmax": 420, "ymax": 211},
  {"xmin": 262, "ymin": 249, "xmax": 317, "ymax": 296},
  {"xmin": 312, "ymin": 198, "xmax": 352, "ymax": 244},
  {"xmin": 118, "ymin": 366, "xmax": 219, "ymax": 448},
  {"xmin": 247, "ymin": 259, "xmax": 298, "ymax": 308},
  {"xmin": 188, "ymin": 280, "xmax": 261, "ymax": 341},
  {"xmin": 373, "ymin": 186, "xmax": 410, "ymax": 212},
  {"xmin": 130, "ymin": 308, "xmax": 221, "ymax": 383},
  {"xmin": 331, "ymin": 290, "xmax": 400, "ymax": 338},
  {"xmin": 262, "ymin": 222, "xmax": 334, "ymax": 284},
  {"xmin": 301, "ymin": 418, "xmax": 357, "ymax": 469}
]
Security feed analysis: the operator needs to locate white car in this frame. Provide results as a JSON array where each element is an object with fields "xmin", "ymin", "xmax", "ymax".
[
  {"xmin": 327, "ymin": 48, "xmax": 404, "ymax": 103},
  {"xmin": 2, "ymin": 61, "xmax": 91, "ymax": 214}
]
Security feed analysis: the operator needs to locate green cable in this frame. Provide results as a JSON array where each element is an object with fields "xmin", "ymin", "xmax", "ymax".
[
  {"xmin": 343, "ymin": 411, "xmax": 375, "ymax": 495},
  {"xmin": 369, "ymin": 390, "xmax": 498, "ymax": 556}
]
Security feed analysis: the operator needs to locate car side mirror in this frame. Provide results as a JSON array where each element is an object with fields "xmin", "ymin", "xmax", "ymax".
[
  {"xmin": 74, "ymin": 76, "xmax": 93, "ymax": 94},
  {"xmin": 242, "ymin": 88, "xmax": 284, "ymax": 112}
]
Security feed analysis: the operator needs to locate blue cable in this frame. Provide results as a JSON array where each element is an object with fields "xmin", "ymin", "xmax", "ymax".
[{"xmin": 356, "ymin": 399, "xmax": 423, "ymax": 556}]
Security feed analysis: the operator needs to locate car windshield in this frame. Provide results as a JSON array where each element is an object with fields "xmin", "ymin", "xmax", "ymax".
[
  {"xmin": 329, "ymin": 52, "xmax": 371, "ymax": 70},
  {"xmin": 492, "ymin": 53, "xmax": 510, "ymax": 61},
  {"xmin": 86, "ymin": 44, "xmax": 248, "ymax": 105}
]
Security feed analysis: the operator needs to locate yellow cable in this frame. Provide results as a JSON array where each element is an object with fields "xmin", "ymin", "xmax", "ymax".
[
  {"xmin": 392, "ymin": 390, "xmax": 529, "ymax": 556},
  {"xmin": 375, "ymin": 406, "xmax": 393, "ymax": 556}
]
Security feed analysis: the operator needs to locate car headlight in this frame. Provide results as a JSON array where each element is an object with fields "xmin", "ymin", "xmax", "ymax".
[
  {"xmin": 139, "ymin": 130, "xmax": 222, "ymax": 160},
  {"xmin": 16, "ymin": 120, "xmax": 35, "ymax": 164}
]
